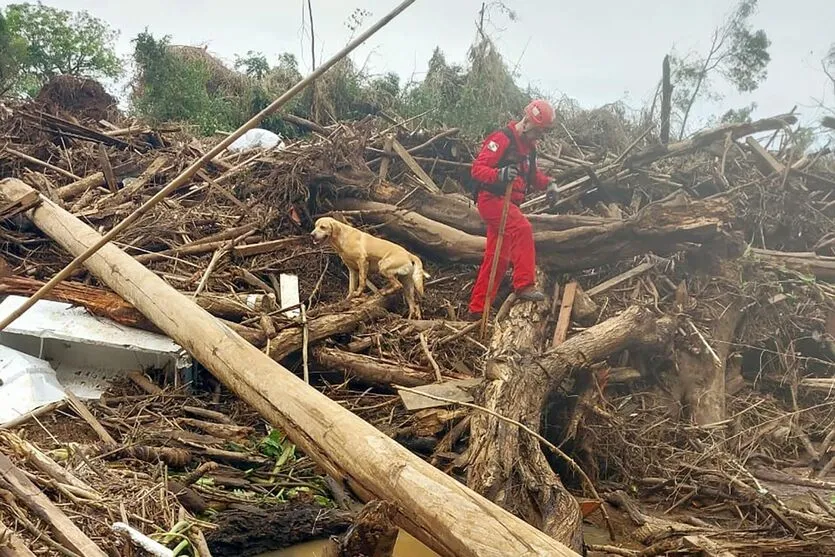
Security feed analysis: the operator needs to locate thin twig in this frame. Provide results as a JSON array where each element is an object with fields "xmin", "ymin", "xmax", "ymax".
[{"xmin": 419, "ymin": 332, "xmax": 443, "ymax": 382}]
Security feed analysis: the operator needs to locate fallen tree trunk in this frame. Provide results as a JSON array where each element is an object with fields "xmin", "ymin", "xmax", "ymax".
[
  {"xmin": 313, "ymin": 345, "xmax": 467, "ymax": 387},
  {"xmin": 366, "ymin": 181, "xmax": 618, "ymax": 236},
  {"xmin": 333, "ymin": 194, "xmax": 731, "ymax": 272},
  {"xmin": 2, "ymin": 179, "xmax": 577, "ymax": 557},
  {"xmin": 268, "ymin": 297, "xmax": 391, "ymax": 361},
  {"xmin": 751, "ymin": 249, "xmax": 835, "ymax": 282},
  {"xmin": 329, "ymin": 197, "xmax": 484, "ymax": 263},
  {"xmin": 0, "ymin": 275, "xmax": 277, "ymax": 323},
  {"xmin": 625, "ymin": 113, "xmax": 798, "ymax": 168},
  {"xmin": 468, "ymin": 293, "xmax": 674, "ymax": 551}
]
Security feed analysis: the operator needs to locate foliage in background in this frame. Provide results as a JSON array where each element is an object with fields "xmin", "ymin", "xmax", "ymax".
[
  {"xmin": 0, "ymin": 12, "xmax": 27, "ymax": 96},
  {"xmin": 403, "ymin": 37, "xmax": 531, "ymax": 138},
  {"xmin": 670, "ymin": 0, "xmax": 770, "ymax": 138},
  {"xmin": 1, "ymin": 2, "xmax": 122, "ymax": 97},
  {"xmin": 130, "ymin": 32, "xmax": 246, "ymax": 135}
]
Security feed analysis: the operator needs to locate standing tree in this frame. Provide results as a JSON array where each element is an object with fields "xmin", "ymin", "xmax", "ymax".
[
  {"xmin": 671, "ymin": 0, "xmax": 770, "ymax": 139},
  {"xmin": 3, "ymin": 2, "xmax": 122, "ymax": 96},
  {"xmin": 0, "ymin": 12, "xmax": 27, "ymax": 95}
]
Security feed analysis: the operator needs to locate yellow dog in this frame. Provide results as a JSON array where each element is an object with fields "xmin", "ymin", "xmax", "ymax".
[{"xmin": 311, "ymin": 217, "xmax": 429, "ymax": 318}]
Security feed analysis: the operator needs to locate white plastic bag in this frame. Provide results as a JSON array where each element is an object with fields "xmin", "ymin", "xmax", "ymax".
[{"xmin": 226, "ymin": 128, "xmax": 286, "ymax": 153}]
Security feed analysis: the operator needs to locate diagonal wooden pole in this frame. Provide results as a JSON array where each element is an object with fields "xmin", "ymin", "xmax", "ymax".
[
  {"xmin": 479, "ymin": 181, "xmax": 514, "ymax": 339},
  {"xmin": 0, "ymin": 0, "xmax": 419, "ymax": 333}
]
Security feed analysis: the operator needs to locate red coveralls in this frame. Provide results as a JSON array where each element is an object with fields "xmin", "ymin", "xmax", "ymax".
[{"xmin": 468, "ymin": 121, "xmax": 550, "ymax": 314}]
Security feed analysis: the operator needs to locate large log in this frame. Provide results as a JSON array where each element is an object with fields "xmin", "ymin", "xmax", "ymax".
[
  {"xmin": 333, "ymin": 194, "xmax": 731, "ymax": 272},
  {"xmin": 268, "ymin": 297, "xmax": 391, "ymax": 361},
  {"xmin": 366, "ymin": 181, "xmax": 617, "ymax": 236},
  {"xmin": 751, "ymin": 249, "xmax": 835, "ymax": 282},
  {"xmin": 468, "ymin": 292, "xmax": 674, "ymax": 551},
  {"xmin": 625, "ymin": 113, "xmax": 798, "ymax": 168},
  {"xmin": 330, "ymin": 197, "xmax": 484, "ymax": 263},
  {"xmin": 1, "ymin": 179, "xmax": 577, "ymax": 557},
  {"xmin": 313, "ymin": 345, "xmax": 465, "ymax": 387},
  {"xmin": 0, "ymin": 276, "xmax": 276, "ymax": 322}
]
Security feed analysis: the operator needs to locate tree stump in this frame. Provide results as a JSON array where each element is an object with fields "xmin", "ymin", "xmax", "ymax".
[{"xmin": 468, "ymin": 285, "xmax": 675, "ymax": 551}]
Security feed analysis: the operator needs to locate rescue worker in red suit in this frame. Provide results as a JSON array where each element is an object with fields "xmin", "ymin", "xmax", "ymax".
[{"xmin": 468, "ymin": 99, "xmax": 560, "ymax": 318}]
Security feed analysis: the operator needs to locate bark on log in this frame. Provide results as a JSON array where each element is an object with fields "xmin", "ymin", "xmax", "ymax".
[
  {"xmin": 334, "ymin": 194, "xmax": 731, "ymax": 272},
  {"xmin": 468, "ymin": 295, "xmax": 674, "ymax": 551},
  {"xmin": 0, "ymin": 276, "xmax": 275, "ymax": 326},
  {"xmin": 3, "ymin": 179, "xmax": 577, "ymax": 557},
  {"xmin": 339, "ymin": 500, "xmax": 399, "ymax": 557}
]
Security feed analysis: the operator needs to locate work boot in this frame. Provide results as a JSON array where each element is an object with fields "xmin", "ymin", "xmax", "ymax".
[{"xmin": 515, "ymin": 286, "xmax": 545, "ymax": 303}]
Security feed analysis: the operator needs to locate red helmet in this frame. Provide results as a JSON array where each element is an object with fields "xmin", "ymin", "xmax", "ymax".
[{"xmin": 524, "ymin": 99, "xmax": 556, "ymax": 129}]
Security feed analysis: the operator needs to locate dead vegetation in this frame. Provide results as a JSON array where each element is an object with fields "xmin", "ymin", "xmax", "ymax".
[{"xmin": 0, "ymin": 75, "xmax": 834, "ymax": 556}]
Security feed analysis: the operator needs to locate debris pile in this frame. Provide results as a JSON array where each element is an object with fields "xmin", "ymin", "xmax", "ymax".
[{"xmin": 1, "ymin": 82, "xmax": 834, "ymax": 556}]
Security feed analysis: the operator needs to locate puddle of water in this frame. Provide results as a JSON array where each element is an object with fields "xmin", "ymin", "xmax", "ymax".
[{"xmin": 257, "ymin": 530, "xmax": 439, "ymax": 557}]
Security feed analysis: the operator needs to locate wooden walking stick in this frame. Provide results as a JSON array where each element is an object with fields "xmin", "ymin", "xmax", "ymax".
[{"xmin": 479, "ymin": 180, "xmax": 515, "ymax": 340}]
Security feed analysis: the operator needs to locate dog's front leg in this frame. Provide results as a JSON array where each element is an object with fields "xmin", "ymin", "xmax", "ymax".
[
  {"xmin": 347, "ymin": 267, "xmax": 358, "ymax": 300},
  {"xmin": 353, "ymin": 258, "xmax": 368, "ymax": 298}
]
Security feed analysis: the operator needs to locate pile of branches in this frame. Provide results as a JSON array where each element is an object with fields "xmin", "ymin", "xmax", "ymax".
[{"xmin": 1, "ymin": 77, "xmax": 835, "ymax": 556}]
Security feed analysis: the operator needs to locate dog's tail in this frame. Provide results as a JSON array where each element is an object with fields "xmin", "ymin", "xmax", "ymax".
[{"xmin": 410, "ymin": 255, "xmax": 429, "ymax": 296}]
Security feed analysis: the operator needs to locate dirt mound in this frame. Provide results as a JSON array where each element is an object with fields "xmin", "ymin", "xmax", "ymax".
[{"xmin": 35, "ymin": 75, "xmax": 118, "ymax": 122}]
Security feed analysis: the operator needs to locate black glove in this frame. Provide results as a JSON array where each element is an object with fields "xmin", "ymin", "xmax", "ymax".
[
  {"xmin": 546, "ymin": 182, "xmax": 559, "ymax": 207},
  {"xmin": 497, "ymin": 166, "xmax": 518, "ymax": 184}
]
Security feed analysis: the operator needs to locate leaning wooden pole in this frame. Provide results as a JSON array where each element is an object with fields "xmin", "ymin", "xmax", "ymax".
[
  {"xmin": 1, "ymin": 179, "xmax": 578, "ymax": 557},
  {"xmin": 0, "ymin": 0, "xmax": 418, "ymax": 333}
]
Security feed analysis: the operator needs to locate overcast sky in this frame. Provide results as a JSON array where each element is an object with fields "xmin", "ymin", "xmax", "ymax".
[{"xmin": 3, "ymin": 0, "xmax": 833, "ymax": 133}]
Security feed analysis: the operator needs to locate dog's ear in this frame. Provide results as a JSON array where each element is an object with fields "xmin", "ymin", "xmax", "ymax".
[{"xmin": 327, "ymin": 219, "xmax": 340, "ymax": 238}]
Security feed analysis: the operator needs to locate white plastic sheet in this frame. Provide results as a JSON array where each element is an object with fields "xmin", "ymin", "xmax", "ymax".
[
  {"xmin": 226, "ymin": 128, "xmax": 286, "ymax": 153},
  {"xmin": 0, "ymin": 345, "xmax": 65, "ymax": 425}
]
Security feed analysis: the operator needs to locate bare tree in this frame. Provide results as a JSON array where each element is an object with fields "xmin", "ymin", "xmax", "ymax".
[{"xmin": 671, "ymin": 0, "xmax": 771, "ymax": 139}]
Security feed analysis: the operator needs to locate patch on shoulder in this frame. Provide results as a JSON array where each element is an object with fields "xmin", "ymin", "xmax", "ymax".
[{"xmin": 487, "ymin": 140, "xmax": 499, "ymax": 152}]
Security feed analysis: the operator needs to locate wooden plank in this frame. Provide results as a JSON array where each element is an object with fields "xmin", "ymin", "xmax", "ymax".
[
  {"xmin": 97, "ymin": 144, "xmax": 118, "ymax": 193},
  {"xmin": 379, "ymin": 134, "xmax": 394, "ymax": 180},
  {"xmin": 0, "ymin": 190, "xmax": 39, "ymax": 221},
  {"xmin": 587, "ymin": 262, "xmax": 656, "ymax": 297},
  {"xmin": 551, "ymin": 282, "xmax": 577, "ymax": 346},
  {"xmin": 746, "ymin": 137, "xmax": 785, "ymax": 175},
  {"xmin": 682, "ymin": 535, "xmax": 737, "ymax": 557},
  {"xmin": 64, "ymin": 390, "xmax": 118, "ymax": 446},
  {"xmin": 398, "ymin": 378, "xmax": 482, "ymax": 411},
  {"xmin": 0, "ymin": 452, "xmax": 107, "ymax": 557},
  {"xmin": 2, "ymin": 177, "xmax": 579, "ymax": 557},
  {"xmin": 391, "ymin": 139, "xmax": 441, "ymax": 194},
  {"xmin": 0, "ymin": 519, "xmax": 38, "ymax": 557},
  {"xmin": 279, "ymin": 273, "xmax": 300, "ymax": 318}
]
